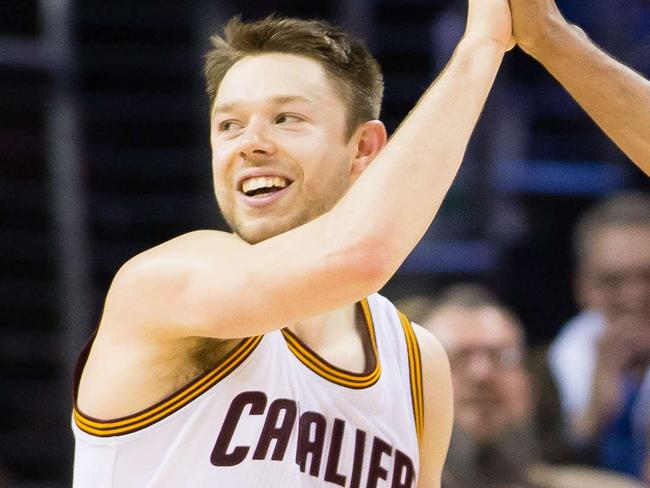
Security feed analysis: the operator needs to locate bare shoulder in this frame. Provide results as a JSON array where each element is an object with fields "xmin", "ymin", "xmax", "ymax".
[
  {"xmin": 410, "ymin": 322, "xmax": 453, "ymax": 488},
  {"xmin": 120, "ymin": 229, "xmax": 243, "ymax": 278},
  {"xmin": 77, "ymin": 230, "xmax": 241, "ymax": 418},
  {"xmin": 110, "ymin": 229, "xmax": 240, "ymax": 291},
  {"xmin": 101, "ymin": 229, "xmax": 244, "ymax": 338},
  {"xmin": 410, "ymin": 322, "xmax": 450, "ymax": 372},
  {"xmin": 120, "ymin": 229, "xmax": 242, "ymax": 278}
]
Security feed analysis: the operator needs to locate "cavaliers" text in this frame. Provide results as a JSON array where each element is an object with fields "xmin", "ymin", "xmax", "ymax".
[{"xmin": 211, "ymin": 391, "xmax": 416, "ymax": 487}]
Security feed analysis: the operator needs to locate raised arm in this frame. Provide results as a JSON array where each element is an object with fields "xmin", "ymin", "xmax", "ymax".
[
  {"xmin": 104, "ymin": 0, "xmax": 513, "ymax": 341},
  {"xmin": 510, "ymin": 0, "xmax": 650, "ymax": 174}
]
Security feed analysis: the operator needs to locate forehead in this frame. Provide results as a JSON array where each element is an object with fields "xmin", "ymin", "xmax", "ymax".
[
  {"xmin": 426, "ymin": 306, "xmax": 521, "ymax": 350},
  {"xmin": 215, "ymin": 53, "xmax": 342, "ymax": 112},
  {"xmin": 585, "ymin": 224, "xmax": 650, "ymax": 270}
]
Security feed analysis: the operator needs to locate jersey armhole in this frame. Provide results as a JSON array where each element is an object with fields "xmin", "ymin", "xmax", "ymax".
[
  {"xmin": 397, "ymin": 311, "xmax": 424, "ymax": 444},
  {"xmin": 72, "ymin": 332, "xmax": 262, "ymax": 437}
]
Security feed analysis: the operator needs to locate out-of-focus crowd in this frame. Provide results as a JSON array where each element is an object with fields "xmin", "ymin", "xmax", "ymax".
[{"xmin": 398, "ymin": 191, "xmax": 650, "ymax": 488}]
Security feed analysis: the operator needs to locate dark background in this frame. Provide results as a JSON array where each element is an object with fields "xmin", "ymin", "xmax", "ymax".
[{"xmin": 1, "ymin": 0, "xmax": 649, "ymax": 485}]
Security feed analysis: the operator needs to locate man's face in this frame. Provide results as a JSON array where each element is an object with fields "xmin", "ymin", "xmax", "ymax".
[
  {"xmin": 425, "ymin": 306, "xmax": 530, "ymax": 444},
  {"xmin": 579, "ymin": 225, "xmax": 650, "ymax": 331},
  {"xmin": 210, "ymin": 53, "xmax": 359, "ymax": 244}
]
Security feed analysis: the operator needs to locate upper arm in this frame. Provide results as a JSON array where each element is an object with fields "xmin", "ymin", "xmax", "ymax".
[
  {"xmin": 102, "ymin": 226, "xmax": 388, "ymax": 341},
  {"xmin": 411, "ymin": 322, "xmax": 453, "ymax": 488}
]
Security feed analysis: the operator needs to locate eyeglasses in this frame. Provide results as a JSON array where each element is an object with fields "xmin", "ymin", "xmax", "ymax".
[
  {"xmin": 448, "ymin": 346, "xmax": 523, "ymax": 371},
  {"xmin": 586, "ymin": 266, "xmax": 650, "ymax": 291}
]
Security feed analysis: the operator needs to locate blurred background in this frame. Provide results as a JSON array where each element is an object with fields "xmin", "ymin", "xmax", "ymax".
[{"xmin": 0, "ymin": 0, "xmax": 648, "ymax": 485}]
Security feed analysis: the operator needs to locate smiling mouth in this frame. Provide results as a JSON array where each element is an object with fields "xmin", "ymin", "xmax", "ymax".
[{"xmin": 240, "ymin": 176, "xmax": 292, "ymax": 198}]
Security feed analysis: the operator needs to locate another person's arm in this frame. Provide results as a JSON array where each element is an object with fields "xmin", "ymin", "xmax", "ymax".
[{"xmin": 509, "ymin": 0, "xmax": 650, "ymax": 174}]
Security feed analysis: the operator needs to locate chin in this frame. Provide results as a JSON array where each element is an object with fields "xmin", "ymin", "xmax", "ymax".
[
  {"xmin": 233, "ymin": 219, "xmax": 298, "ymax": 245},
  {"xmin": 237, "ymin": 229, "xmax": 277, "ymax": 245},
  {"xmin": 233, "ymin": 211, "xmax": 317, "ymax": 245}
]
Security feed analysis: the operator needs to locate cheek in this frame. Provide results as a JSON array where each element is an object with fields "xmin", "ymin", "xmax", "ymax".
[
  {"xmin": 211, "ymin": 142, "xmax": 231, "ymax": 170},
  {"xmin": 450, "ymin": 379, "xmax": 466, "ymax": 399},
  {"xmin": 211, "ymin": 151, "xmax": 237, "ymax": 211},
  {"xmin": 303, "ymin": 147, "xmax": 352, "ymax": 191},
  {"xmin": 211, "ymin": 143, "xmax": 237, "ymax": 184}
]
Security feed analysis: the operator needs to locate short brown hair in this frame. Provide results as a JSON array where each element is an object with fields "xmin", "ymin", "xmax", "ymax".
[
  {"xmin": 204, "ymin": 15, "xmax": 384, "ymax": 138},
  {"xmin": 573, "ymin": 191, "xmax": 650, "ymax": 265},
  {"xmin": 415, "ymin": 283, "xmax": 526, "ymax": 343},
  {"xmin": 396, "ymin": 286, "xmax": 502, "ymax": 325}
]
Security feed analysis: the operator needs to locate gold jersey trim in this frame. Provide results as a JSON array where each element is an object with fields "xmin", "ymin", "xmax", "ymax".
[
  {"xmin": 399, "ymin": 312, "xmax": 424, "ymax": 443},
  {"xmin": 74, "ymin": 335, "xmax": 263, "ymax": 437},
  {"xmin": 281, "ymin": 298, "xmax": 381, "ymax": 389}
]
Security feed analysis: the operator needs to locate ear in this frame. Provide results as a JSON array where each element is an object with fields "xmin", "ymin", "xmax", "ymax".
[{"xmin": 349, "ymin": 120, "xmax": 387, "ymax": 177}]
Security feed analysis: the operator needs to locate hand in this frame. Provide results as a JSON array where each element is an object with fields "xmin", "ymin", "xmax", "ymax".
[
  {"xmin": 599, "ymin": 317, "xmax": 650, "ymax": 372},
  {"xmin": 589, "ymin": 320, "xmax": 650, "ymax": 428},
  {"xmin": 466, "ymin": 0, "xmax": 515, "ymax": 51},
  {"xmin": 508, "ymin": 0, "xmax": 570, "ymax": 56}
]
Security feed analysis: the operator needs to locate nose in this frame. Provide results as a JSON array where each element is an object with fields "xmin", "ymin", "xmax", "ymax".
[
  {"xmin": 238, "ymin": 118, "xmax": 276, "ymax": 161},
  {"xmin": 465, "ymin": 353, "xmax": 496, "ymax": 382}
]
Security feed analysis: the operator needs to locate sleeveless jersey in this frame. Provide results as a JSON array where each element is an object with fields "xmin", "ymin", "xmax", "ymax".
[{"xmin": 72, "ymin": 293, "xmax": 424, "ymax": 487}]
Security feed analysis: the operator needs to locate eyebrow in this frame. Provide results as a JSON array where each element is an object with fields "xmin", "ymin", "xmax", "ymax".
[{"xmin": 212, "ymin": 95, "xmax": 313, "ymax": 115}]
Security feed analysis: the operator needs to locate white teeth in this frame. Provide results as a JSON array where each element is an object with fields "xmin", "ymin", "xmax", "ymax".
[{"xmin": 241, "ymin": 176, "xmax": 289, "ymax": 195}]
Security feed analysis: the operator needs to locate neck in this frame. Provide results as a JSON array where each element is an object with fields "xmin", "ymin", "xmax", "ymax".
[{"xmin": 287, "ymin": 302, "xmax": 358, "ymax": 348}]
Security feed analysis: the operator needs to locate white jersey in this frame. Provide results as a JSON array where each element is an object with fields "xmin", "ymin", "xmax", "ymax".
[{"xmin": 72, "ymin": 294, "xmax": 424, "ymax": 487}]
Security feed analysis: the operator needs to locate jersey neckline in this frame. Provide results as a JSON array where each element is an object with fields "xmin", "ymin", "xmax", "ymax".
[{"xmin": 280, "ymin": 298, "xmax": 381, "ymax": 389}]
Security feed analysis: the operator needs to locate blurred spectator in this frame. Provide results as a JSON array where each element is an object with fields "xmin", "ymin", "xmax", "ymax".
[
  {"xmin": 548, "ymin": 192, "xmax": 650, "ymax": 478},
  {"xmin": 419, "ymin": 285, "xmax": 536, "ymax": 488},
  {"xmin": 399, "ymin": 284, "xmax": 644, "ymax": 488}
]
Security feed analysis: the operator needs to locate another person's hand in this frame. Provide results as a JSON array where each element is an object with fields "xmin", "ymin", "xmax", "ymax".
[
  {"xmin": 586, "ymin": 320, "xmax": 650, "ymax": 437},
  {"xmin": 599, "ymin": 317, "xmax": 650, "ymax": 374},
  {"xmin": 508, "ymin": 0, "xmax": 573, "ymax": 57}
]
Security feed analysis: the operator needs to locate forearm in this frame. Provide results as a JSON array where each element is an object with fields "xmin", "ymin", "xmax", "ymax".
[
  {"xmin": 529, "ymin": 21, "xmax": 650, "ymax": 173},
  {"xmin": 326, "ymin": 37, "xmax": 506, "ymax": 278},
  {"xmin": 572, "ymin": 359, "xmax": 624, "ymax": 443}
]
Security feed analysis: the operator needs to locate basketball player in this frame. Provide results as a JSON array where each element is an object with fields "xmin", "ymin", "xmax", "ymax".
[
  {"xmin": 509, "ymin": 0, "xmax": 650, "ymax": 175},
  {"xmin": 71, "ymin": 0, "xmax": 514, "ymax": 486}
]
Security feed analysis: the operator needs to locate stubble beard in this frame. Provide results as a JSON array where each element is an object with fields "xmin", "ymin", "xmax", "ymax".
[
  {"xmin": 220, "ymin": 197, "xmax": 331, "ymax": 245},
  {"xmin": 221, "ymin": 184, "xmax": 350, "ymax": 245},
  {"xmin": 217, "ymin": 166, "xmax": 354, "ymax": 244},
  {"xmin": 228, "ymin": 209, "xmax": 317, "ymax": 244}
]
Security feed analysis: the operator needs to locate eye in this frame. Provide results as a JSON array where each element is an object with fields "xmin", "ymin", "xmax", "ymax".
[
  {"xmin": 274, "ymin": 113, "xmax": 302, "ymax": 124},
  {"xmin": 218, "ymin": 120, "xmax": 242, "ymax": 132}
]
